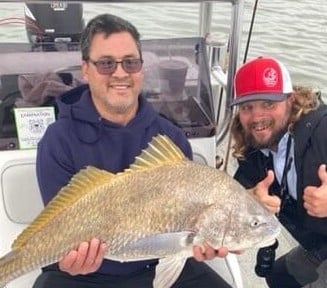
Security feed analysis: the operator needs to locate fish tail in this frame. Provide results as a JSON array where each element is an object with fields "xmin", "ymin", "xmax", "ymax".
[{"xmin": 0, "ymin": 249, "xmax": 29, "ymax": 287}]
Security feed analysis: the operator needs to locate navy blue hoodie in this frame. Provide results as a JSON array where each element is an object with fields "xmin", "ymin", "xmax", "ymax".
[{"xmin": 36, "ymin": 84, "xmax": 192, "ymax": 276}]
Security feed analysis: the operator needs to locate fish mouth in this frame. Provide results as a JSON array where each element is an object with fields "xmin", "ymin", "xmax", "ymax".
[
  {"xmin": 256, "ymin": 226, "xmax": 281, "ymax": 248},
  {"xmin": 259, "ymin": 237, "xmax": 277, "ymax": 248}
]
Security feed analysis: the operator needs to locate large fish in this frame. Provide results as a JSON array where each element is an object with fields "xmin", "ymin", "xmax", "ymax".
[{"xmin": 0, "ymin": 134, "xmax": 280, "ymax": 288}]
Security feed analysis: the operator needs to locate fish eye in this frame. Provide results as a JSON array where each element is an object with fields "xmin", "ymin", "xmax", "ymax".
[
  {"xmin": 250, "ymin": 218, "xmax": 264, "ymax": 227},
  {"xmin": 251, "ymin": 221, "xmax": 259, "ymax": 227}
]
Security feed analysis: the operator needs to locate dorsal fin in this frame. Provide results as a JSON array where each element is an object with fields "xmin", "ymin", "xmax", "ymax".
[
  {"xmin": 12, "ymin": 135, "xmax": 185, "ymax": 248},
  {"xmin": 125, "ymin": 134, "xmax": 187, "ymax": 173},
  {"xmin": 12, "ymin": 166, "xmax": 115, "ymax": 249}
]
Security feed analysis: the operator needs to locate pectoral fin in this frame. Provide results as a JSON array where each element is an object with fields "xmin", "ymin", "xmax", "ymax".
[
  {"xmin": 113, "ymin": 231, "xmax": 195, "ymax": 258},
  {"xmin": 154, "ymin": 255, "xmax": 188, "ymax": 288}
]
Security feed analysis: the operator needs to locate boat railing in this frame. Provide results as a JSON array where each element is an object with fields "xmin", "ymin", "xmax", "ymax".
[{"xmin": 0, "ymin": 0, "xmax": 245, "ymax": 147}]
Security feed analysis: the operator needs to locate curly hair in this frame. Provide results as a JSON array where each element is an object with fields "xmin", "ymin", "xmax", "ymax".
[{"xmin": 231, "ymin": 85, "xmax": 322, "ymax": 159}]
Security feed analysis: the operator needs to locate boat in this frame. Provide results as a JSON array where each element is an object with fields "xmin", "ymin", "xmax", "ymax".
[{"xmin": 0, "ymin": 0, "xmax": 248, "ymax": 287}]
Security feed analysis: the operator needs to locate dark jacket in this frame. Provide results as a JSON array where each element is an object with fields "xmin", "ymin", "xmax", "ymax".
[
  {"xmin": 234, "ymin": 104, "xmax": 327, "ymax": 250},
  {"xmin": 36, "ymin": 84, "xmax": 192, "ymax": 276}
]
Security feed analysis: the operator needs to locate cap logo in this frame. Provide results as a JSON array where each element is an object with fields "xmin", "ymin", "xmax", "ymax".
[{"xmin": 263, "ymin": 67, "xmax": 278, "ymax": 87}]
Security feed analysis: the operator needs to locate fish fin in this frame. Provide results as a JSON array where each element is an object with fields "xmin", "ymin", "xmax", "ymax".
[
  {"xmin": 154, "ymin": 255, "xmax": 188, "ymax": 288},
  {"xmin": 113, "ymin": 231, "xmax": 195, "ymax": 258},
  {"xmin": 0, "ymin": 250, "xmax": 20, "ymax": 286},
  {"xmin": 125, "ymin": 134, "xmax": 187, "ymax": 172},
  {"xmin": 12, "ymin": 166, "xmax": 114, "ymax": 249}
]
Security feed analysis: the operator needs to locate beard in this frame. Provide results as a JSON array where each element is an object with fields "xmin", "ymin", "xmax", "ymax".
[
  {"xmin": 243, "ymin": 102, "xmax": 292, "ymax": 149},
  {"xmin": 107, "ymin": 100, "xmax": 133, "ymax": 114},
  {"xmin": 244, "ymin": 124, "xmax": 288, "ymax": 150},
  {"xmin": 104, "ymin": 89, "xmax": 136, "ymax": 115}
]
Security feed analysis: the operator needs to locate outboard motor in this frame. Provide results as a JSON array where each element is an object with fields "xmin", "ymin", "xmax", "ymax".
[{"xmin": 24, "ymin": 2, "xmax": 84, "ymax": 49}]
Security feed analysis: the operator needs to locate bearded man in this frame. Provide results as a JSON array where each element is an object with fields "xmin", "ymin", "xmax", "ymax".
[{"xmin": 231, "ymin": 56, "xmax": 327, "ymax": 288}]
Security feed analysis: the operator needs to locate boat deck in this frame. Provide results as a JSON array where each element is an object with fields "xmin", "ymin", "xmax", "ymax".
[{"xmin": 238, "ymin": 228, "xmax": 297, "ymax": 287}]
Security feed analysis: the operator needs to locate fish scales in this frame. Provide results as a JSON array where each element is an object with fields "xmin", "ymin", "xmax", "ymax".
[{"xmin": 0, "ymin": 135, "xmax": 280, "ymax": 288}]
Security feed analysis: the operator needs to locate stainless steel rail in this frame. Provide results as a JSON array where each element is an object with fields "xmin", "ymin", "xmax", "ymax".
[{"xmin": 199, "ymin": 1, "xmax": 244, "ymax": 145}]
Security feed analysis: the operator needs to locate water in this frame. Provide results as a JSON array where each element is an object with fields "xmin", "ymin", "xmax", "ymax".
[{"xmin": 0, "ymin": 0, "xmax": 325, "ymax": 97}]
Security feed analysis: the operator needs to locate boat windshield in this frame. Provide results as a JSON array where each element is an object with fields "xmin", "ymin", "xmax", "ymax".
[{"xmin": 0, "ymin": 1, "xmax": 241, "ymax": 150}]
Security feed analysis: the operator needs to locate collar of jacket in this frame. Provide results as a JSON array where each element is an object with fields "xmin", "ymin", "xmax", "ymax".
[{"xmin": 292, "ymin": 104, "xmax": 327, "ymax": 157}]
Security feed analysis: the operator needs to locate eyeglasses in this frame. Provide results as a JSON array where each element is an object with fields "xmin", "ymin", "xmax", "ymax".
[{"xmin": 88, "ymin": 58, "xmax": 143, "ymax": 75}]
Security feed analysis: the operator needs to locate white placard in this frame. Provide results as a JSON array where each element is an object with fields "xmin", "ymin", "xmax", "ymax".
[{"xmin": 14, "ymin": 107, "xmax": 56, "ymax": 149}]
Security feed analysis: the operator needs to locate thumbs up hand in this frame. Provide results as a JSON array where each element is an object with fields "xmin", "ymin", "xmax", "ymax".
[
  {"xmin": 303, "ymin": 164, "xmax": 327, "ymax": 217},
  {"xmin": 250, "ymin": 170, "xmax": 281, "ymax": 214}
]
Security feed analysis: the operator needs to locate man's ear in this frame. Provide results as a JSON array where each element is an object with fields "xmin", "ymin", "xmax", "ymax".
[
  {"xmin": 287, "ymin": 92, "xmax": 295, "ymax": 103},
  {"xmin": 81, "ymin": 61, "xmax": 89, "ymax": 82}
]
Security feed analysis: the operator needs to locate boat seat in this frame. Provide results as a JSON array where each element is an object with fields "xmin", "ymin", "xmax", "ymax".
[{"xmin": 0, "ymin": 152, "xmax": 42, "ymax": 288}]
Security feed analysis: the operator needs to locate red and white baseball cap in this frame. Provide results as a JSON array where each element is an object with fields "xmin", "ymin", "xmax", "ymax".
[{"xmin": 231, "ymin": 56, "xmax": 293, "ymax": 106}]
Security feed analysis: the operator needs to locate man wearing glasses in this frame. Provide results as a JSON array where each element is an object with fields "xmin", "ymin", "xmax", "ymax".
[{"xmin": 34, "ymin": 14, "xmax": 231, "ymax": 288}]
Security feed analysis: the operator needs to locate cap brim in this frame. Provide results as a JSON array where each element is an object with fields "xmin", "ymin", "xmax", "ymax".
[{"xmin": 230, "ymin": 93, "xmax": 288, "ymax": 106}]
